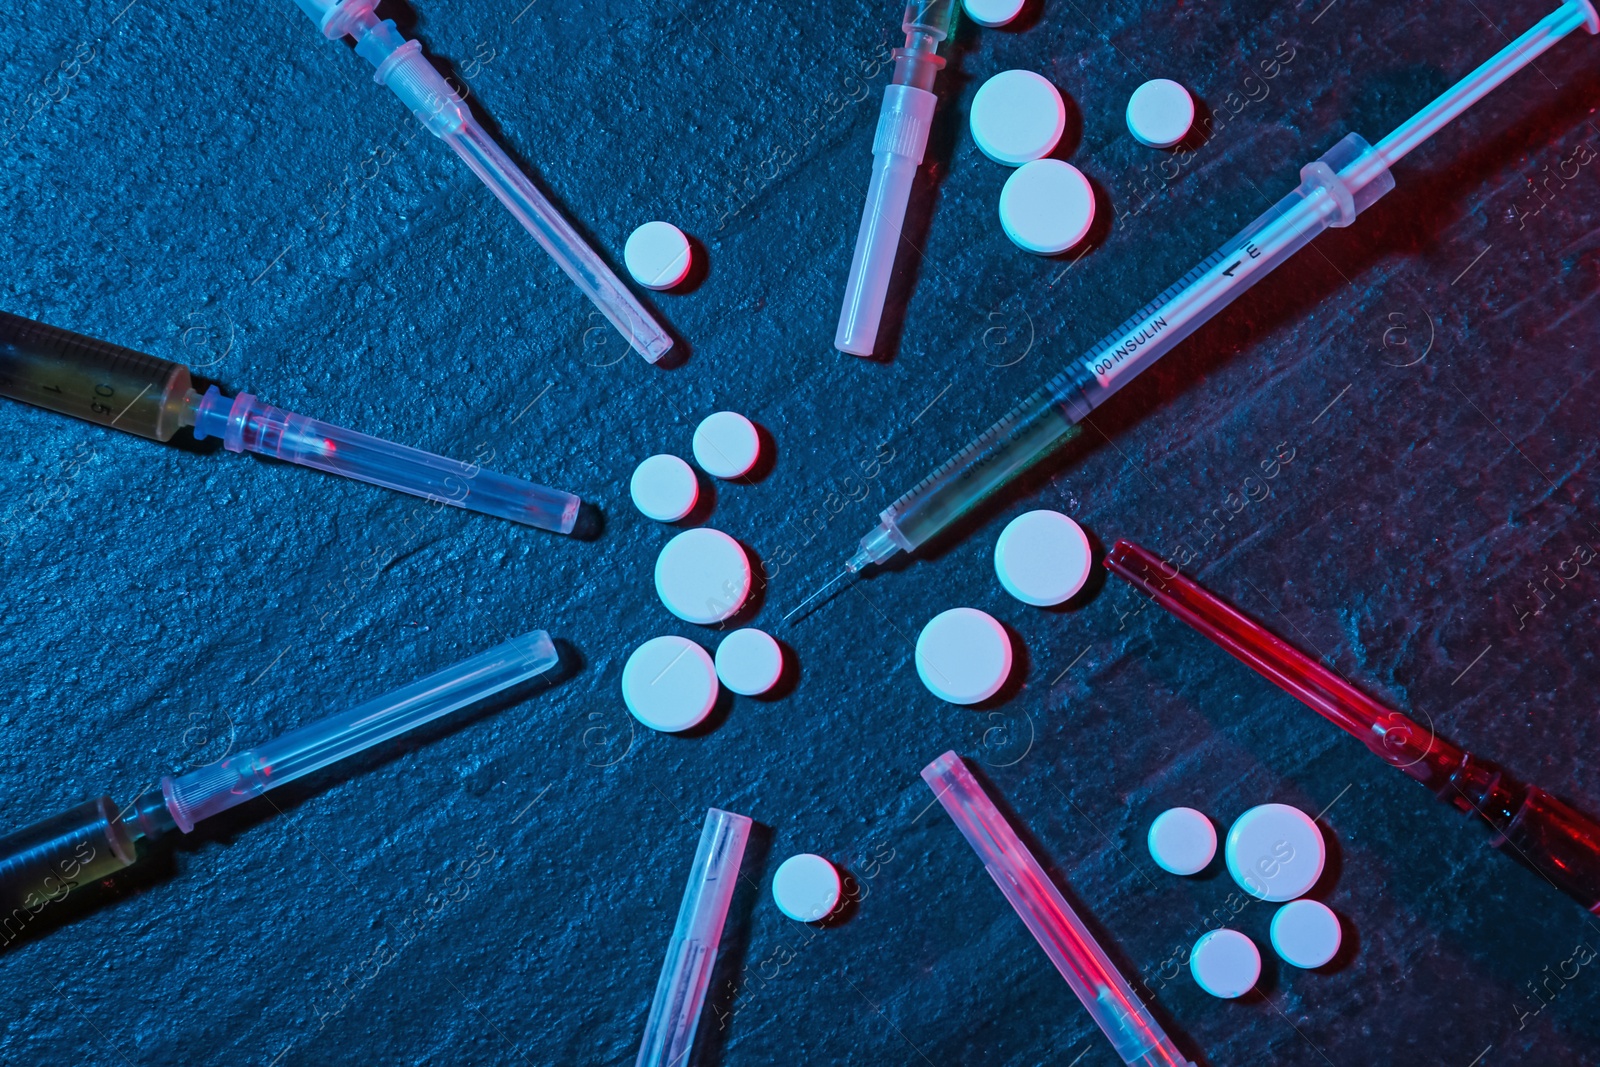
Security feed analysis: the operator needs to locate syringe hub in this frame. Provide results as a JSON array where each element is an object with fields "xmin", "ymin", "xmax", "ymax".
[{"xmin": 847, "ymin": 520, "xmax": 908, "ymax": 572}]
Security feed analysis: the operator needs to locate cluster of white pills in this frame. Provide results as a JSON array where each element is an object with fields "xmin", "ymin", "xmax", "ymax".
[
  {"xmin": 959, "ymin": 4, "xmax": 1194, "ymax": 256},
  {"xmin": 913, "ymin": 510, "xmax": 1093, "ymax": 705},
  {"xmin": 1147, "ymin": 803, "xmax": 1343, "ymax": 999},
  {"xmin": 622, "ymin": 412, "xmax": 783, "ymax": 732}
]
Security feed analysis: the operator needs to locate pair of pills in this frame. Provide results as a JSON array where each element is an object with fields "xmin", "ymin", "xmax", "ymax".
[
  {"xmin": 632, "ymin": 411, "xmax": 763, "ymax": 522},
  {"xmin": 1148, "ymin": 803, "xmax": 1326, "ymax": 902},
  {"xmin": 969, "ymin": 71, "xmax": 1093, "ymax": 256},
  {"xmin": 622, "ymin": 628, "xmax": 785, "ymax": 731},
  {"xmin": 913, "ymin": 511, "xmax": 1093, "ymax": 705},
  {"xmin": 1189, "ymin": 901, "xmax": 1344, "ymax": 997},
  {"xmin": 970, "ymin": 71, "xmax": 1195, "ymax": 159}
]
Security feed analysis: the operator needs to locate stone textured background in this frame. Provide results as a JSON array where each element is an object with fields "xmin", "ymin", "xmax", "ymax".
[{"xmin": 2, "ymin": 0, "xmax": 1598, "ymax": 1063}]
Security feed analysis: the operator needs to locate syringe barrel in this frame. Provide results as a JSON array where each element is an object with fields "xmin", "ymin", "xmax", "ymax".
[
  {"xmin": 1070, "ymin": 133, "xmax": 1392, "ymax": 416},
  {"xmin": 0, "ymin": 312, "xmax": 193, "ymax": 442},
  {"xmin": 0, "ymin": 798, "xmax": 137, "ymax": 941},
  {"xmin": 857, "ymin": 389, "xmax": 1081, "ymax": 566}
]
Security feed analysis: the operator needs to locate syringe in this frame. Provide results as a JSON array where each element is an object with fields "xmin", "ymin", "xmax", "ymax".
[
  {"xmin": 923, "ymin": 752, "xmax": 1195, "ymax": 1067},
  {"xmin": 0, "ymin": 631, "xmax": 558, "ymax": 925},
  {"xmin": 0, "ymin": 311, "xmax": 582, "ymax": 533},
  {"xmin": 635, "ymin": 807, "xmax": 752, "ymax": 1067},
  {"xmin": 288, "ymin": 0, "xmax": 673, "ymax": 365},
  {"xmin": 835, "ymin": 0, "xmax": 957, "ymax": 357},
  {"xmin": 1104, "ymin": 539, "xmax": 1600, "ymax": 911},
  {"xmin": 838, "ymin": 0, "xmax": 1598, "ymax": 576}
]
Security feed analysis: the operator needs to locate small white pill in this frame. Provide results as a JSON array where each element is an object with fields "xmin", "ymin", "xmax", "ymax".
[
  {"xmin": 963, "ymin": 0, "xmax": 1026, "ymax": 27},
  {"xmin": 915, "ymin": 608, "xmax": 1013, "ymax": 705},
  {"xmin": 655, "ymin": 528, "xmax": 752, "ymax": 625},
  {"xmin": 993, "ymin": 510, "xmax": 1092, "ymax": 606},
  {"xmin": 1270, "ymin": 899, "xmax": 1342, "ymax": 969},
  {"xmin": 714, "ymin": 628, "xmax": 784, "ymax": 696},
  {"xmin": 772, "ymin": 853, "xmax": 842, "ymax": 922},
  {"xmin": 630, "ymin": 454, "xmax": 699, "ymax": 522},
  {"xmin": 1225, "ymin": 803, "xmax": 1327, "ymax": 902},
  {"xmin": 1190, "ymin": 929, "xmax": 1261, "ymax": 998},
  {"xmin": 621, "ymin": 635, "xmax": 719, "ymax": 732},
  {"xmin": 623, "ymin": 221, "xmax": 693, "ymax": 291},
  {"xmin": 692, "ymin": 411, "xmax": 761, "ymax": 479},
  {"xmin": 970, "ymin": 70, "xmax": 1066, "ymax": 166},
  {"xmin": 999, "ymin": 160, "xmax": 1095, "ymax": 255},
  {"xmin": 1147, "ymin": 807, "xmax": 1217, "ymax": 876},
  {"xmin": 1126, "ymin": 78, "xmax": 1195, "ymax": 149}
]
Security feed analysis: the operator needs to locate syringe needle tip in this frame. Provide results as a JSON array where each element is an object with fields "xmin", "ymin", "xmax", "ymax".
[{"xmin": 783, "ymin": 567, "xmax": 851, "ymax": 622}]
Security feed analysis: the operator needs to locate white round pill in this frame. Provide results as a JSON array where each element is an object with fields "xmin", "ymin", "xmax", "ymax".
[
  {"xmin": 692, "ymin": 411, "xmax": 761, "ymax": 479},
  {"xmin": 993, "ymin": 510, "xmax": 1092, "ymax": 606},
  {"xmin": 970, "ymin": 70, "xmax": 1066, "ymax": 166},
  {"xmin": 621, "ymin": 635, "xmax": 719, "ymax": 732},
  {"xmin": 1126, "ymin": 78, "xmax": 1195, "ymax": 149},
  {"xmin": 999, "ymin": 160, "xmax": 1095, "ymax": 255},
  {"xmin": 772, "ymin": 853, "xmax": 842, "ymax": 922},
  {"xmin": 1147, "ymin": 807, "xmax": 1217, "ymax": 876},
  {"xmin": 1270, "ymin": 899, "xmax": 1342, "ymax": 969},
  {"xmin": 630, "ymin": 454, "xmax": 699, "ymax": 522},
  {"xmin": 623, "ymin": 220, "xmax": 692, "ymax": 290},
  {"xmin": 655, "ymin": 528, "xmax": 752, "ymax": 625},
  {"xmin": 1225, "ymin": 803, "xmax": 1327, "ymax": 902},
  {"xmin": 1190, "ymin": 929, "xmax": 1261, "ymax": 999},
  {"xmin": 963, "ymin": 0, "xmax": 1026, "ymax": 27},
  {"xmin": 714, "ymin": 628, "xmax": 784, "ymax": 696},
  {"xmin": 915, "ymin": 608, "xmax": 1013, "ymax": 705}
]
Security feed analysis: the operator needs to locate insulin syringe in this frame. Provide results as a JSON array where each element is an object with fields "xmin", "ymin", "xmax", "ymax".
[
  {"xmin": 834, "ymin": 0, "xmax": 1597, "ymax": 581},
  {"xmin": 288, "ymin": 0, "xmax": 672, "ymax": 364},
  {"xmin": 0, "ymin": 632, "xmax": 558, "ymax": 921},
  {"xmin": 0, "ymin": 311, "xmax": 582, "ymax": 533}
]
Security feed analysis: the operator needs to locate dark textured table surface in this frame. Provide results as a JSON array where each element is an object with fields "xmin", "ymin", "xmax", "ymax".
[{"xmin": 3, "ymin": 0, "xmax": 1599, "ymax": 1063}]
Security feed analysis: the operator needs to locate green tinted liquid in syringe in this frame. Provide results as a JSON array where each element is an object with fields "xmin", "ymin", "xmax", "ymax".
[{"xmin": 0, "ymin": 311, "xmax": 193, "ymax": 441}]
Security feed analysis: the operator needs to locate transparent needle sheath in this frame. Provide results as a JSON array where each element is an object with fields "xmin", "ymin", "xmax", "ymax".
[
  {"xmin": 0, "ymin": 632, "xmax": 559, "ymax": 918},
  {"xmin": 162, "ymin": 631, "xmax": 559, "ymax": 831},
  {"xmin": 0, "ymin": 311, "xmax": 581, "ymax": 533},
  {"xmin": 842, "ymin": 0, "xmax": 1598, "ymax": 572},
  {"xmin": 290, "ymin": 0, "xmax": 672, "ymax": 364},
  {"xmin": 923, "ymin": 753, "xmax": 1194, "ymax": 1067},
  {"xmin": 637, "ymin": 808, "xmax": 752, "ymax": 1067},
  {"xmin": 835, "ymin": 0, "xmax": 956, "ymax": 357}
]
